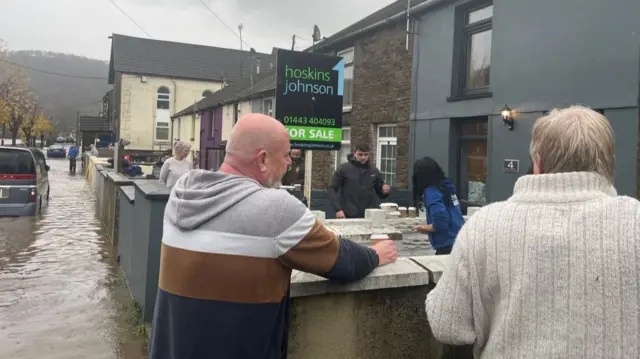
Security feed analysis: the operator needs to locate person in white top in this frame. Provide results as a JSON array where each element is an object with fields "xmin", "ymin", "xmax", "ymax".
[
  {"xmin": 426, "ymin": 105, "xmax": 640, "ymax": 359},
  {"xmin": 159, "ymin": 140, "xmax": 193, "ymax": 188}
]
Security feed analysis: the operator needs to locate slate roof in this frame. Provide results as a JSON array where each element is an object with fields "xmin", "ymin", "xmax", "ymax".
[
  {"xmin": 79, "ymin": 116, "xmax": 111, "ymax": 132},
  {"xmin": 309, "ymin": 0, "xmax": 429, "ymax": 52},
  {"xmin": 172, "ymin": 70, "xmax": 276, "ymax": 118},
  {"xmin": 108, "ymin": 34, "xmax": 275, "ymax": 84}
]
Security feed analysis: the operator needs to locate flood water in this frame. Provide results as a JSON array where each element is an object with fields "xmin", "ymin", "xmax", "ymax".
[{"xmin": 0, "ymin": 157, "xmax": 147, "ymax": 359}]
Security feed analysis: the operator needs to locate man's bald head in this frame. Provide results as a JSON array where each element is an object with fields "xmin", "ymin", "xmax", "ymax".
[{"xmin": 222, "ymin": 113, "xmax": 291, "ymax": 188}]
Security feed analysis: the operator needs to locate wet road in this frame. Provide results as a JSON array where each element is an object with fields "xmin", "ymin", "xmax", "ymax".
[{"xmin": 0, "ymin": 158, "xmax": 147, "ymax": 359}]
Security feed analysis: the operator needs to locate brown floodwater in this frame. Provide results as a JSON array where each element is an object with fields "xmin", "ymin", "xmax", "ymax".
[{"xmin": 0, "ymin": 157, "xmax": 147, "ymax": 359}]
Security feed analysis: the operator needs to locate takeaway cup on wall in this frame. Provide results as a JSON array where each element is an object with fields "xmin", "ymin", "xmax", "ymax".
[{"xmin": 370, "ymin": 234, "xmax": 390, "ymax": 246}]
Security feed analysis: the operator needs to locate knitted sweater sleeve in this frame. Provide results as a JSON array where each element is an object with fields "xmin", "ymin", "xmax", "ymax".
[{"xmin": 425, "ymin": 223, "xmax": 476, "ymax": 345}]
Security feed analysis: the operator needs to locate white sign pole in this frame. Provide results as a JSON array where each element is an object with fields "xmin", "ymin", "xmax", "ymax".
[{"xmin": 304, "ymin": 150, "xmax": 313, "ymax": 208}]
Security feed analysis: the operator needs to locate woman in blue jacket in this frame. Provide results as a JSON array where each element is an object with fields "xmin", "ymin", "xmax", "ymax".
[{"xmin": 412, "ymin": 157, "xmax": 464, "ymax": 255}]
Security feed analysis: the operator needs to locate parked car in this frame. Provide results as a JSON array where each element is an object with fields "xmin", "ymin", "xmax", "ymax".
[
  {"xmin": 0, "ymin": 147, "xmax": 50, "ymax": 216},
  {"xmin": 47, "ymin": 144, "xmax": 66, "ymax": 158}
]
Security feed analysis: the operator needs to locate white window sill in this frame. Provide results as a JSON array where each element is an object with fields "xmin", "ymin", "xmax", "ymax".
[{"xmin": 343, "ymin": 106, "xmax": 353, "ymax": 113}]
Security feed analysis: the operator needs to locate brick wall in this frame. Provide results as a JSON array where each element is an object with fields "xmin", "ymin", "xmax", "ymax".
[{"xmin": 310, "ymin": 20, "xmax": 413, "ymax": 191}]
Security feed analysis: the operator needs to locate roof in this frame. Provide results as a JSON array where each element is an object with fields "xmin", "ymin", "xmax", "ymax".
[
  {"xmin": 79, "ymin": 116, "xmax": 111, "ymax": 132},
  {"xmin": 172, "ymin": 70, "xmax": 276, "ymax": 118},
  {"xmin": 108, "ymin": 34, "xmax": 275, "ymax": 84},
  {"xmin": 309, "ymin": 0, "xmax": 429, "ymax": 52}
]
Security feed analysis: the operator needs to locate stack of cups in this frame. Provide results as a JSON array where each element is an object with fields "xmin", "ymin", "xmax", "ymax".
[
  {"xmin": 398, "ymin": 207, "xmax": 407, "ymax": 217},
  {"xmin": 408, "ymin": 207, "xmax": 417, "ymax": 217}
]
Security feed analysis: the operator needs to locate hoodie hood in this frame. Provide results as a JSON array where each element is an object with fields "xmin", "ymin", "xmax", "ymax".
[
  {"xmin": 443, "ymin": 178, "xmax": 457, "ymax": 194},
  {"xmin": 164, "ymin": 170, "xmax": 263, "ymax": 230},
  {"xmin": 347, "ymin": 153, "xmax": 369, "ymax": 168}
]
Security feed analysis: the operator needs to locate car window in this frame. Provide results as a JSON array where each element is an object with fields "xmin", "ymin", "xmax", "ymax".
[
  {"xmin": 50, "ymin": 144, "xmax": 64, "ymax": 149},
  {"xmin": 0, "ymin": 149, "xmax": 36, "ymax": 174}
]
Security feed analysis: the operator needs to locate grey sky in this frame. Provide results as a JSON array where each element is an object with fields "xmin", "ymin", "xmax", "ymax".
[{"xmin": 0, "ymin": 0, "xmax": 393, "ymax": 60}]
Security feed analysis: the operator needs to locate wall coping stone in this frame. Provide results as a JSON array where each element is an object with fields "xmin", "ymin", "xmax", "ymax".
[
  {"xmin": 120, "ymin": 186, "xmax": 136, "ymax": 203},
  {"xmin": 133, "ymin": 179, "xmax": 171, "ymax": 200},
  {"xmin": 410, "ymin": 256, "xmax": 449, "ymax": 283},
  {"xmin": 290, "ymin": 256, "xmax": 446, "ymax": 298},
  {"xmin": 106, "ymin": 171, "xmax": 135, "ymax": 185}
]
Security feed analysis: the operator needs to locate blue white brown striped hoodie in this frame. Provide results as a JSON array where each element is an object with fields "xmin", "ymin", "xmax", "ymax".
[{"xmin": 148, "ymin": 170, "xmax": 379, "ymax": 359}]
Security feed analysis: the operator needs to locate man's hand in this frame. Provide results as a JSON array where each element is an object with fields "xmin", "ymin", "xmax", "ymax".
[
  {"xmin": 372, "ymin": 240, "xmax": 398, "ymax": 266},
  {"xmin": 336, "ymin": 210, "xmax": 345, "ymax": 219},
  {"xmin": 382, "ymin": 184, "xmax": 390, "ymax": 194},
  {"xmin": 414, "ymin": 224, "xmax": 432, "ymax": 234}
]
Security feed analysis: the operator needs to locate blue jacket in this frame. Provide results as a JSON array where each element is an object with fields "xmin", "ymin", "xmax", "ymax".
[
  {"xmin": 424, "ymin": 179, "xmax": 464, "ymax": 250},
  {"xmin": 68, "ymin": 147, "xmax": 78, "ymax": 159}
]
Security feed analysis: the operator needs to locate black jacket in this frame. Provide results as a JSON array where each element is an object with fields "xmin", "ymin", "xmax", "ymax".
[{"xmin": 327, "ymin": 154, "xmax": 389, "ymax": 218}]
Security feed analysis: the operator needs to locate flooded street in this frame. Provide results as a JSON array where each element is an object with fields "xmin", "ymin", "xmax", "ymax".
[{"xmin": 0, "ymin": 158, "xmax": 147, "ymax": 359}]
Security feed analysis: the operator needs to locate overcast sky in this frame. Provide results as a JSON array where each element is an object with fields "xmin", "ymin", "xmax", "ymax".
[{"xmin": 0, "ymin": 0, "xmax": 393, "ymax": 60}]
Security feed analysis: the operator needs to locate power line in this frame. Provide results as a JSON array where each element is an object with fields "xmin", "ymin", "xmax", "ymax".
[
  {"xmin": 197, "ymin": 0, "xmax": 250, "ymax": 48},
  {"xmin": 107, "ymin": 0, "xmax": 154, "ymax": 39},
  {"xmin": 0, "ymin": 58, "xmax": 108, "ymax": 80}
]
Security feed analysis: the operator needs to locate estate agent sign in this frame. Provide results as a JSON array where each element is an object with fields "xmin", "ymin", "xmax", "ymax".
[{"xmin": 275, "ymin": 49, "xmax": 344, "ymax": 150}]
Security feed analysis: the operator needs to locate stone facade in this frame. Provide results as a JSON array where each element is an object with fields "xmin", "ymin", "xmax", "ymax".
[{"xmin": 311, "ymin": 20, "xmax": 414, "ymax": 190}]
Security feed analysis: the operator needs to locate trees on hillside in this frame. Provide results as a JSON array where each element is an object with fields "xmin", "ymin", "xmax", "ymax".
[{"xmin": 0, "ymin": 38, "xmax": 53, "ymax": 146}]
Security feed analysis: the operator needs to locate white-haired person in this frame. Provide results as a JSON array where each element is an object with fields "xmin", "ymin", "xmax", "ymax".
[
  {"xmin": 159, "ymin": 140, "xmax": 192, "ymax": 188},
  {"xmin": 426, "ymin": 105, "xmax": 640, "ymax": 358}
]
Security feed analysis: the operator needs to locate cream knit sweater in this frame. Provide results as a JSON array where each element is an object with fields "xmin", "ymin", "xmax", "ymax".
[{"xmin": 426, "ymin": 172, "xmax": 640, "ymax": 359}]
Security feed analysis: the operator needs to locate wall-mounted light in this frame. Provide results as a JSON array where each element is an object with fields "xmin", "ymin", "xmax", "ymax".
[{"xmin": 501, "ymin": 105, "xmax": 515, "ymax": 131}]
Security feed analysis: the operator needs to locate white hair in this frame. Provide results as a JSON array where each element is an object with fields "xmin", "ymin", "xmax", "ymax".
[
  {"xmin": 174, "ymin": 140, "xmax": 192, "ymax": 157},
  {"xmin": 530, "ymin": 105, "xmax": 615, "ymax": 183}
]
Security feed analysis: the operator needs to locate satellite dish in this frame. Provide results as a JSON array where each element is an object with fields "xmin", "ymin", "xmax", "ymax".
[
  {"xmin": 119, "ymin": 138, "xmax": 131, "ymax": 147},
  {"xmin": 312, "ymin": 25, "xmax": 322, "ymax": 42}
]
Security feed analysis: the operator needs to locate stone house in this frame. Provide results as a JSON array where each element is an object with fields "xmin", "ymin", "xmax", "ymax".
[{"xmin": 107, "ymin": 34, "xmax": 273, "ymax": 154}]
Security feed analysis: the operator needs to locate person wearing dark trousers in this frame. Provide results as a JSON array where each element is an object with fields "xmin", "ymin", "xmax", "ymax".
[
  {"xmin": 412, "ymin": 157, "xmax": 464, "ymax": 255},
  {"xmin": 67, "ymin": 144, "xmax": 79, "ymax": 174},
  {"xmin": 327, "ymin": 142, "xmax": 390, "ymax": 219}
]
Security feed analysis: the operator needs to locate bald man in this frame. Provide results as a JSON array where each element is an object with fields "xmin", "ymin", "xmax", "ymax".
[{"xmin": 148, "ymin": 113, "xmax": 398, "ymax": 359}]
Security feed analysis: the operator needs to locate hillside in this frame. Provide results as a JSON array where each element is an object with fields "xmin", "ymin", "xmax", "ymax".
[{"xmin": 7, "ymin": 50, "xmax": 111, "ymax": 132}]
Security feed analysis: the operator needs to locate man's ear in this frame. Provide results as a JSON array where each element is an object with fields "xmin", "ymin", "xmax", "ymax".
[{"xmin": 257, "ymin": 150, "xmax": 268, "ymax": 172}]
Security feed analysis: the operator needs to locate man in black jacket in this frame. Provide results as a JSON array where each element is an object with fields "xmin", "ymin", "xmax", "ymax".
[{"xmin": 328, "ymin": 141, "xmax": 390, "ymax": 218}]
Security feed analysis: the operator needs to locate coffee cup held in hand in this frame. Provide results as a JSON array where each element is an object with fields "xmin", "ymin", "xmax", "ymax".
[{"xmin": 370, "ymin": 234, "xmax": 389, "ymax": 246}]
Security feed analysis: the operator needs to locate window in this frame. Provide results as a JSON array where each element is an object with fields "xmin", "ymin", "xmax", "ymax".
[
  {"xmin": 202, "ymin": 90, "xmax": 213, "ymax": 99},
  {"xmin": 156, "ymin": 87, "xmax": 171, "ymax": 141},
  {"xmin": 337, "ymin": 48, "xmax": 354, "ymax": 110},
  {"xmin": 376, "ymin": 125, "xmax": 397, "ymax": 187},
  {"xmin": 456, "ymin": 117, "xmax": 488, "ymax": 206},
  {"xmin": 334, "ymin": 127, "xmax": 351, "ymax": 169},
  {"xmin": 450, "ymin": 2, "xmax": 493, "ymax": 100},
  {"xmin": 262, "ymin": 99, "xmax": 273, "ymax": 117}
]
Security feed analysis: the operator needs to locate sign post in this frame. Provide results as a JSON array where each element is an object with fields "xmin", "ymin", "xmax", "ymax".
[{"xmin": 275, "ymin": 49, "xmax": 344, "ymax": 207}]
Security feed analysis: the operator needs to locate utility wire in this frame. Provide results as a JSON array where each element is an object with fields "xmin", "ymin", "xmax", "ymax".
[
  {"xmin": 0, "ymin": 58, "xmax": 108, "ymax": 80},
  {"xmin": 108, "ymin": 0, "xmax": 154, "ymax": 39},
  {"xmin": 197, "ymin": 0, "xmax": 251, "ymax": 48}
]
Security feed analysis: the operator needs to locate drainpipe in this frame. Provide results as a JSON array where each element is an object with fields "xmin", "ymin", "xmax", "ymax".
[
  {"xmin": 172, "ymin": 79, "xmax": 178, "ymax": 151},
  {"xmin": 311, "ymin": 0, "xmax": 449, "ymax": 52}
]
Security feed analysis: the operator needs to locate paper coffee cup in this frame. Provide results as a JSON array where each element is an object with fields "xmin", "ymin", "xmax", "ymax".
[{"xmin": 370, "ymin": 234, "xmax": 390, "ymax": 245}]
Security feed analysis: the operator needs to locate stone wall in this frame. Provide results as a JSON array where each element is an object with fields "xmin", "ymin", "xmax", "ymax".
[
  {"xmin": 289, "ymin": 256, "xmax": 473, "ymax": 359},
  {"xmin": 311, "ymin": 19, "xmax": 413, "ymax": 190}
]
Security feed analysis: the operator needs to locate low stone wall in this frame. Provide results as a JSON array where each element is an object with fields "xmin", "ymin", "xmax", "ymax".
[{"xmin": 289, "ymin": 256, "xmax": 472, "ymax": 359}]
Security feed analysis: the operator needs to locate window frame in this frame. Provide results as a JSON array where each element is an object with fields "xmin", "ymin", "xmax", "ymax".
[
  {"xmin": 376, "ymin": 124, "xmax": 397, "ymax": 187},
  {"xmin": 262, "ymin": 99, "xmax": 273, "ymax": 117},
  {"xmin": 337, "ymin": 47, "xmax": 355, "ymax": 112},
  {"xmin": 334, "ymin": 127, "xmax": 352, "ymax": 170},
  {"xmin": 448, "ymin": 1, "xmax": 494, "ymax": 102},
  {"xmin": 155, "ymin": 86, "xmax": 171, "ymax": 142}
]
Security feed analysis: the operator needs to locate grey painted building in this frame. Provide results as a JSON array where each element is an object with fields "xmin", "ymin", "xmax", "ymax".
[{"xmin": 410, "ymin": 0, "xmax": 640, "ymax": 205}]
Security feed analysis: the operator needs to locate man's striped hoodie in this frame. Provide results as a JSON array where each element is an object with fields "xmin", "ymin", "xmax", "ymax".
[{"xmin": 148, "ymin": 170, "xmax": 380, "ymax": 359}]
